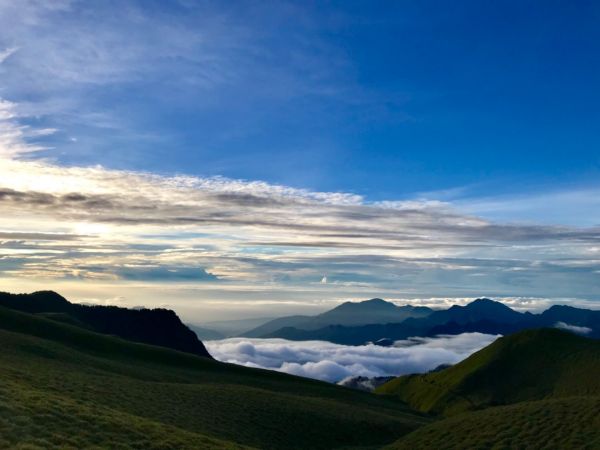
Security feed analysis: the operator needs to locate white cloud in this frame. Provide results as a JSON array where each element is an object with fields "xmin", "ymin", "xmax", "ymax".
[
  {"xmin": 554, "ymin": 321, "xmax": 592, "ymax": 335},
  {"xmin": 1, "ymin": 154, "xmax": 600, "ymax": 315},
  {"xmin": 0, "ymin": 47, "xmax": 18, "ymax": 64},
  {"xmin": 0, "ymin": 99, "xmax": 49, "ymax": 156},
  {"xmin": 205, "ymin": 333, "xmax": 500, "ymax": 383}
]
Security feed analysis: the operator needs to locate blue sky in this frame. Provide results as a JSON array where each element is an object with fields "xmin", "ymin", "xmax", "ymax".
[
  {"xmin": 0, "ymin": 1, "xmax": 599, "ymax": 320},
  {"xmin": 4, "ymin": 0, "xmax": 600, "ymax": 201}
]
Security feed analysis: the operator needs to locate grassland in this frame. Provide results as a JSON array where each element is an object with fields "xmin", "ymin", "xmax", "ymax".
[
  {"xmin": 388, "ymin": 396, "xmax": 600, "ymax": 450},
  {"xmin": 0, "ymin": 305, "xmax": 429, "ymax": 449},
  {"xmin": 379, "ymin": 328, "xmax": 600, "ymax": 449},
  {"xmin": 376, "ymin": 328, "xmax": 600, "ymax": 416},
  {"xmin": 3, "ymin": 302, "xmax": 599, "ymax": 450}
]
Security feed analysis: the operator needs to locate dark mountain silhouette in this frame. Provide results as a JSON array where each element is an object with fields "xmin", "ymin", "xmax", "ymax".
[
  {"xmin": 243, "ymin": 298, "xmax": 433, "ymax": 337},
  {"xmin": 427, "ymin": 298, "xmax": 525, "ymax": 325},
  {"xmin": 0, "ymin": 291, "xmax": 212, "ymax": 358},
  {"xmin": 262, "ymin": 298, "xmax": 600, "ymax": 344}
]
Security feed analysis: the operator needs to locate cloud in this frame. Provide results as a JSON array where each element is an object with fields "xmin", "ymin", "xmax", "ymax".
[
  {"xmin": 554, "ymin": 321, "xmax": 592, "ymax": 335},
  {"xmin": 116, "ymin": 266, "xmax": 218, "ymax": 282},
  {"xmin": 205, "ymin": 333, "xmax": 500, "ymax": 383},
  {"xmin": 0, "ymin": 99, "xmax": 50, "ymax": 156},
  {"xmin": 0, "ymin": 47, "xmax": 18, "ymax": 64},
  {"xmin": 1, "ymin": 156, "xmax": 600, "ymax": 307}
]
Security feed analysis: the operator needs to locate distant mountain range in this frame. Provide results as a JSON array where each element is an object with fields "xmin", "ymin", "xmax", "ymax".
[
  {"xmin": 187, "ymin": 324, "xmax": 226, "ymax": 340},
  {"xmin": 192, "ymin": 316, "xmax": 280, "ymax": 337},
  {"xmin": 0, "ymin": 291, "xmax": 212, "ymax": 358},
  {"xmin": 248, "ymin": 297, "xmax": 600, "ymax": 344},
  {"xmin": 242, "ymin": 298, "xmax": 434, "ymax": 337}
]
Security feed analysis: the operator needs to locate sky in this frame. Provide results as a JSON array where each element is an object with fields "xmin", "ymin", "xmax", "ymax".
[{"xmin": 0, "ymin": 0, "xmax": 599, "ymax": 322}]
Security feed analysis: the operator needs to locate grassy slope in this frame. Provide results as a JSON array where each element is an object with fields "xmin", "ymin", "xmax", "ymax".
[
  {"xmin": 388, "ymin": 396, "xmax": 600, "ymax": 450},
  {"xmin": 0, "ymin": 306, "xmax": 429, "ymax": 449},
  {"xmin": 376, "ymin": 328, "xmax": 600, "ymax": 416},
  {"xmin": 381, "ymin": 329, "xmax": 600, "ymax": 449}
]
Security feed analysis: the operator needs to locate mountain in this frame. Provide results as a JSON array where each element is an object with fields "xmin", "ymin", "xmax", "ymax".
[
  {"xmin": 539, "ymin": 304, "xmax": 600, "ymax": 331},
  {"xmin": 0, "ymin": 291, "xmax": 212, "ymax": 358},
  {"xmin": 318, "ymin": 298, "xmax": 433, "ymax": 327},
  {"xmin": 384, "ymin": 328, "xmax": 600, "ymax": 449},
  {"xmin": 197, "ymin": 316, "xmax": 280, "ymax": 337},
  {"xmin": 263, "ymin": 298, "xmax": 600, "ymax": 344},
  {"xmin": 425, "ymin": 298, "xmax": 525, "ymax": 325},
  {"xmin": 0, "ymin": 304, "xmax": 429, "ymax": 449},
  {"xmin": 243, "ymin": 314, "xmax": 313, "ymax": 337},
  {"xmin": 376, "ymin": 328, "xmax": 600, "ymax": 416},
  {"xmin": 243, "ymin": 298, "xmax": 433, "ymax": 337},
  {"xmin": 187, "ymin": 324, "xmax": 226, "ymax": 340}
]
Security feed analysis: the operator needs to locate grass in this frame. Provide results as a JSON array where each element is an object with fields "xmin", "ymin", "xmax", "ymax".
[
  {"xmin": 376, "ymin": 328, "xmax": 600, "ymax": 416},
  {"xmin": 387, "ymin": 396, "xmax": 600, "ymax": 450},
  {"xmin": 0, "ymin": 305, "xmax": 429, "ymax": 449},
  {"xmin": 3, "ymin": 304, "xmax": 598, "ymax": 449}
]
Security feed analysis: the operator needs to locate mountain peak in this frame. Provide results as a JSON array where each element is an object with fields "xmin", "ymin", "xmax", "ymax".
[
  {"xmin": 30, "ymin": 290, "xmax": 69, "ymax": 302},
  {"xmin": 466, "ymin": 298, "xmax": 512, "ymax": 310},
  {"xmin": 363, "ymin": 298, "xmax": 392, "ymax": 305},
  {"xmin": 335, "ymin": 298, "xmax": 397, "ymax": 311}
]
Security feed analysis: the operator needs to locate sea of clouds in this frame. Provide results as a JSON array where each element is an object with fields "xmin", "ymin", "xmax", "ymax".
[{"xmin": 205, "ymin": 333, "xmax": 500, "ymax": 383}]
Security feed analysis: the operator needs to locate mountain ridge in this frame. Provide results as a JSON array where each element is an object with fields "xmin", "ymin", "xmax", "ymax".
[
  {"xmin": 261, "ymin": 298, "xmax": 600, "ymax": 344},
  {"xmin": 0, "ymin": 290, "xmax": 212, "ymax": 358},
  {"xmin": 242, "ymin": 298, "xmax": 434, "ymax": 337}
]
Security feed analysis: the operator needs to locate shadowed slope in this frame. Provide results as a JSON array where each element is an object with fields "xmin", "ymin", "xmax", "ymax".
[
  {"xmin": 0, "ymin": 305, "xmax": 429, "ymax": 449},
  {"xmin": 0, "ymin": 291, "xmax": 212, "ymax": 358}
]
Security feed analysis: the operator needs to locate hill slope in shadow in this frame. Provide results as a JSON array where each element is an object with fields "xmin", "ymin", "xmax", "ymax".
[
  {"xmin": 0, "ymin": 305, "xmax": 429, "ymax": 449},
  {"xmin": 0, "ymin": 290, "xmax": 212, "ymax": 358}
]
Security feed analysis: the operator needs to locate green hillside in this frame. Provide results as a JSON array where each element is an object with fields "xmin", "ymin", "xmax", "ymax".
[
  {"xmin": 388, "ymin": 396, "xmax": 600, "ymax": 450},
  {"xmin": 376, "ymin": 328, "xmax": 600, "ymax": 416},
  {"xmin": 0, "ymin": 305, "xmax": 429, "ymax": 449}
]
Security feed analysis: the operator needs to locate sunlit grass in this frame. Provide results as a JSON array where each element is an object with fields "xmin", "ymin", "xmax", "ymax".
[{"xmin": 388, "ymin": 396, "xmax": 600, "ymax": 450}]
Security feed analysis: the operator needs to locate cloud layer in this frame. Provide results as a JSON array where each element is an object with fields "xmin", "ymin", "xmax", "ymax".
[
  {"xmin": 1, "ymin": 2, "xmax": 600, "ymax": 320},
  {"xmin": 2, "ymin": 155, "xmax": 600, "ymax": 313},
  {"xmin": 205, "ymin": 333, "xmax": 500, "ymax": 383}
]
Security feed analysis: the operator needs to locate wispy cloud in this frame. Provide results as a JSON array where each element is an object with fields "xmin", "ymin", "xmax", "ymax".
[
  {"xmin": 0, "ymin": 46, "xmax": 18, "ymax": 64},
  {"xmin": 554, "ymin": 321, "xmax": 592, "ymax": 335},
  {"xmin": 0, "ymin": 0, "xmax": 364, "ymax": 168}
]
